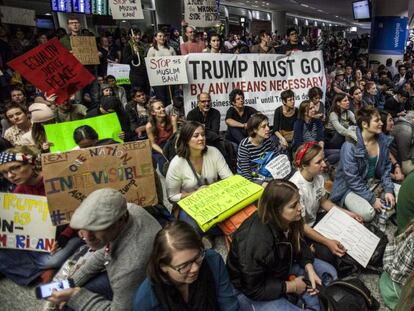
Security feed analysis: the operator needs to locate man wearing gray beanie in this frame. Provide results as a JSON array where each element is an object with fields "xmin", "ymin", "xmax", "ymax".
[{"xmin": 48, "ymin": 188, "xmax": 161, "ymax": 311}]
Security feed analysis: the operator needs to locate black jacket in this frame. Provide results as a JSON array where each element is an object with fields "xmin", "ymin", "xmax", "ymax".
[{"xmin": 227, "ymin": 213, "xmax": 314, "ymax": 301}]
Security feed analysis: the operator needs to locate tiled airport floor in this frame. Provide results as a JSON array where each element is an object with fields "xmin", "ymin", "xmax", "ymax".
[{"xmin": 0, "ymin": 173, "xmax": 393, "ymax": 310}]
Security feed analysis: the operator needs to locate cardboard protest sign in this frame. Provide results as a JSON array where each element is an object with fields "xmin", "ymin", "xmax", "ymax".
[
  {"xmin": 44, "ymin": 113, "xmax": 123, "ymax": 153},
  {"xmin": 109, "ymin": 0, "xmax": 144, "ymax": 19},
  {"xmin": 0, "ymin": 6, "xmax": 36, "ymax": 27},
  {"xmin": 70, "ymin": 36, "xmax": 100, "ymax": 65},
  {"xmin": 107, "ymin": 63, "xmax": 131, "ymax": 85},
  {"xmin": 184, "ymin": 0, "xmax": 219, "ymax": 28},
  {"xmin": 0, "ymin": 193, "xmax": 56, "ymax": 252},
  {"xmin": 145, "ymin": 56, "xmax": 188, "ymax": 86},
  {"xmin": 7, "ymin": 38, "xmax": 95, "ymax": 104},
  {"xmin": 183, "ymin": 51, "xmax": 326, "ymax": 129},
  {"xmin": 178, "ymin": 175, "xmax": 263, "ymax": 232},
  {"xmin": 41, "ymin": 140, "xmax": 158, "ymax": 225}
]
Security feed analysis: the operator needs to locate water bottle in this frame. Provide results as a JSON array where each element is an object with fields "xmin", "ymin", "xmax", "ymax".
[{"xmin": 378, "ymin": 209, "xmax": 388, "ymax": 232}]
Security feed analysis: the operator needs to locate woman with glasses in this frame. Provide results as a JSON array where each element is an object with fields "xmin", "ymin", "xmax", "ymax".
[
  {"xmin": 0, "ymin": 146, "xmax": 81, "ymax": 285},
  {"xmin": 227, "ymin": 180, "xmax": 337, "ymax": 310},
  {"xmin": 133, "ymin": 221, "xmax": 239, "ymax": 311}
]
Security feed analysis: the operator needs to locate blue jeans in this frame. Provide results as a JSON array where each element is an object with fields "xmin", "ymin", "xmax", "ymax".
[
  {"xmin": 325, "ymin": 149, "xmax": 340, "ymax": 165},
  {"xmin": 63, "ymin": 272, "xmax": 113, "ymax": 311},
  {"xmin": 236, "ymin": 259, "xmax": 337, "ymax": 311},
  {"xmin": 0, "ymin": 237, "xmax": 83, "ymax": 286},
  {"xmin": 226, "ymin": 127, "xmax": 247, "ymax": 145}
]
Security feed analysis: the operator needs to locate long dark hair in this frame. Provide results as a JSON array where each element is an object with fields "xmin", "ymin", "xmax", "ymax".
[
  {"xmin": 73, "ymin": 125, "xmax": 99, "ymax": 144},
  {"xmin": 152, "ymin": 31, "xmax": 170, "ymax": 50},
  {"xmin": 330, "ymin": 93, "xmax": 349, "ymax": 116},
  {"xmin": 147, "ymin": 221, "xmax": 204, "ymax": 285},
  {"xmin": 148, "ymin": 100, "xmax": 172, "ymax": 139},
  {"xmin": 257, "ymin": 180, "xmax": 304, "ymax": 253},
  {"xmin": 176, "ymin": 121, "xmax": 207, "ymax": 159}
]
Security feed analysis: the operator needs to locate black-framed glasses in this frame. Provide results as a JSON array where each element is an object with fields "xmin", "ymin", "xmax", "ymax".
[{"xmin": 169, "ymin": 249, "xmax": 206, "ymax": 274}]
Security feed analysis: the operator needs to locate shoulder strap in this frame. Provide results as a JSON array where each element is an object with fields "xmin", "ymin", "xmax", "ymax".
[{"xmin": 186, "ymin": 159, "xmax": 204, "ymax": 187}]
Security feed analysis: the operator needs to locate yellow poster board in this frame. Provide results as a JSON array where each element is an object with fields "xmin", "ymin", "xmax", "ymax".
[{"xmin": 178, "ymin": 175, "xmax": 264, "ymax": 232}]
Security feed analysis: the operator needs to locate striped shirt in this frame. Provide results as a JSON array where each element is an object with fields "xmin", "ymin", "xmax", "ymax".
[{"xmin": 237, "ymin": 137, "xmax": 279, "ymax": 180}]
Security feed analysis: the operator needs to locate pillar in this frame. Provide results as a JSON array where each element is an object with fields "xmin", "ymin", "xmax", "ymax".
[
  {"xmin": 272, "ymin": 11, "xmax": 286, "ymax": 37},
  {"xmin": 154, "ymin": 0, "xmax": 183, "ymax": 28},
  {"xmin": 369, "ymin": 0, "xmax": 409, "ymax": 65}
]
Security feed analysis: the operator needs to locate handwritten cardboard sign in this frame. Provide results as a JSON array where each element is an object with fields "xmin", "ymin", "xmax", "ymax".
[
  {"xmin": 107, "ymin": 63, "xmax": 131, "ymax": 85},
  {"xmin": 184, "ymin": 0, "xmax": 219, "ymax": 28},
  {"xmin": 145, "ymin": 56, "xmax": 188, "ymax": 86},
  {"xmin": 41, "ymin": 140, "xmax": 158, "ymax": 225},
  {"xmin": 7, "ymin": 38, "xmax": 95, "ymax": 104},
  {"xmin": 264, "ymin": 154, "xmax": 291, "ymax": 179},
  {"xmin": 70, "ymin": 36, "xmax": 100, "ymax": 65},
  {"xmin": 44, "ymin": 113, "xmax": 123, "ymax": 153},
  {"xmin": 0, "ymin": 193, "xmax": 56, "ymax": 252},
  {"xmin": 0, "ymin": 6, "xmax": 36, "ymax": 27},
  {"xmin": 109, "ymin": 0, "xmax": 144, "ymax": 19},
  {"xmin": 178, "ymin": 175, "xmax": 263, "ymax": 232}
]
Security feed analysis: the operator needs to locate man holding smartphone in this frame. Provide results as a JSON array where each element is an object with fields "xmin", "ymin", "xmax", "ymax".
[{"xmin": 47, "ymin": 188, "xmax": 161, "ymax": 311}]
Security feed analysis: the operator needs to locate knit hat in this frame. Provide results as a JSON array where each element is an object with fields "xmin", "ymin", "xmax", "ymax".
[
  {"xmin": 335, "ymin": 69, "xmax": 345, "ymax": 77},
  {"xmin": 70, "ymin": 188, "xmax": 127, "ymax": 231},
  {"xmin": 29, "ymin": 103, "xmax": 55, "ymax": 123},
  {"xmin": 100, "ymin": 83, "xmax": 112, "ymax": 91}
]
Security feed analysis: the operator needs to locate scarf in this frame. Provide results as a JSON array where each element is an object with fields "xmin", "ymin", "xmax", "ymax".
[{"xmin": 152, "ymin": 259, "xmax": 219, "ymax": 311}]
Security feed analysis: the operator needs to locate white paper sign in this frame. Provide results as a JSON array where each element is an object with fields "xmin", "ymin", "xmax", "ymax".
[
  {"xmin": 0, "ymin": 6, "xmax": 36, "ymax": 27},
  {"xmin": 184, "ymin": 0, "xmax": 219, "ymax": 28},
  {"xmin": 107, "ymin": 63, "xmax": 131, "ymax": 85},
  {"xmin": 145, "ymin": 56, "xmax": 189, "ymax": 86},
  {"xmin": 314, "ymin": 207, "xmax": 380, "ymax": 267},
  {"xmin": 265, "ymin": 154, "xmax": 291, "ymax": 179},
  {"xmin": 0, "ymin": 193, "xmax": 56, "ymax": 252},
  {"xmin": 109, "ymin": 0, "xmax": 144, "ymax": 20}
]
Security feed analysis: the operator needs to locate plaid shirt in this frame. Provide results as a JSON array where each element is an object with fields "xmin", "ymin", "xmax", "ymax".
[{"xmin": 383, "ymin": 230, "xmax": 414, "ymax": 285}]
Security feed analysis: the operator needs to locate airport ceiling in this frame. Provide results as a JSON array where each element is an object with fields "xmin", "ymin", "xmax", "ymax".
[{"xmin": 223, "ymin": 0, "xmax": 414, "ymax": 26}]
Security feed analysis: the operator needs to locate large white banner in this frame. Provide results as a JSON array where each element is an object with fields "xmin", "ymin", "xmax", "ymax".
[
  {"xmin": 0, "ymin": 193, "xmax": 56, "ymax": 252},
  {"xmin": 184, "ymin": 0, "xmax": 220, "ymax": 28},
  {"xmin": 183, "ymin": 51, "xmax": 326, "ymax": 129}
]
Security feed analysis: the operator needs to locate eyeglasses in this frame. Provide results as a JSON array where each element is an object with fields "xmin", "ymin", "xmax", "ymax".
[
  {"xmin": 170, "ymin": 249, "xmax": 206, "ymax": 274},
  {"xmin": 0, "ymin": 164, "xmax": 25, "ymax": 176}
]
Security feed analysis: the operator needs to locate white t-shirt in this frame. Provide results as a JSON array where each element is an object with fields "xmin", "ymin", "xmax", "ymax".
[
  {"xmin": 289, "ymin": 171, "xmax": 325, "ymax": 226},
  {"xmin": 166, "ymin": 146, "xmax": 233, "ymax": 202}
]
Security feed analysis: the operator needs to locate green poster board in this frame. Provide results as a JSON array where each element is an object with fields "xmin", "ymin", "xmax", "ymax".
[{"xmin": 45, "ymin": 113, "xmax": 123, "ymax": 153}]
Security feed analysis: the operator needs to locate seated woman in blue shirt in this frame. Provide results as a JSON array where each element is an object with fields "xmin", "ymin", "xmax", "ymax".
[
  {"xmin": 133, "ymin": 221, "xmax": 239, "ymax": 311},
  {"xmin": 330, "ymin": 105, "xmax": 395, "ymax": 222}
]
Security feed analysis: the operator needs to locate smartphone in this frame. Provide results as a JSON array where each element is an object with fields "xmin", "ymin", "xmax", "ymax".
[{"xmin": 35, "ymin": 279, "xmax": 75, "ymax": 299}]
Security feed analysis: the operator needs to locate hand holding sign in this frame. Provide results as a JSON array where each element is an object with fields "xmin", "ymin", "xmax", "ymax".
[{"xmin": 7, "ymin": 38, "xmax": 95, "ymax": 104}]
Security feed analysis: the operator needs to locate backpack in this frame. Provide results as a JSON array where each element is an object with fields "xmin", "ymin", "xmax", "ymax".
[{"xmin": 318, "ymin": 277, "xmax": 380, "ymax": 311}]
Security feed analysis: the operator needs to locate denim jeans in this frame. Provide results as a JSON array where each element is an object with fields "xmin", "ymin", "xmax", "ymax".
[
  {"xmin": 236, "ymin": 259, "xmax": 337, "ymax": 311},
  {"xmin": 0, "ymin": 237, "xmax": 83, "ymax": 286},
  {"xmin": 62, "ymin": 272, "xmax": 113, "ymax": 311}
]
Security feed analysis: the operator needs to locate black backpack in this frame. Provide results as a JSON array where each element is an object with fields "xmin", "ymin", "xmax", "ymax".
[{"xmin": 318, "ymin": 277, "xmax": 380, "ymax": 311}]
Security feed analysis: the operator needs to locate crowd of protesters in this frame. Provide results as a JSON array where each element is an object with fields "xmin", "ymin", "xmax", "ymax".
[{"xmin": 1, "ymin": 14, "xmax": 414, "ymax": 311}]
